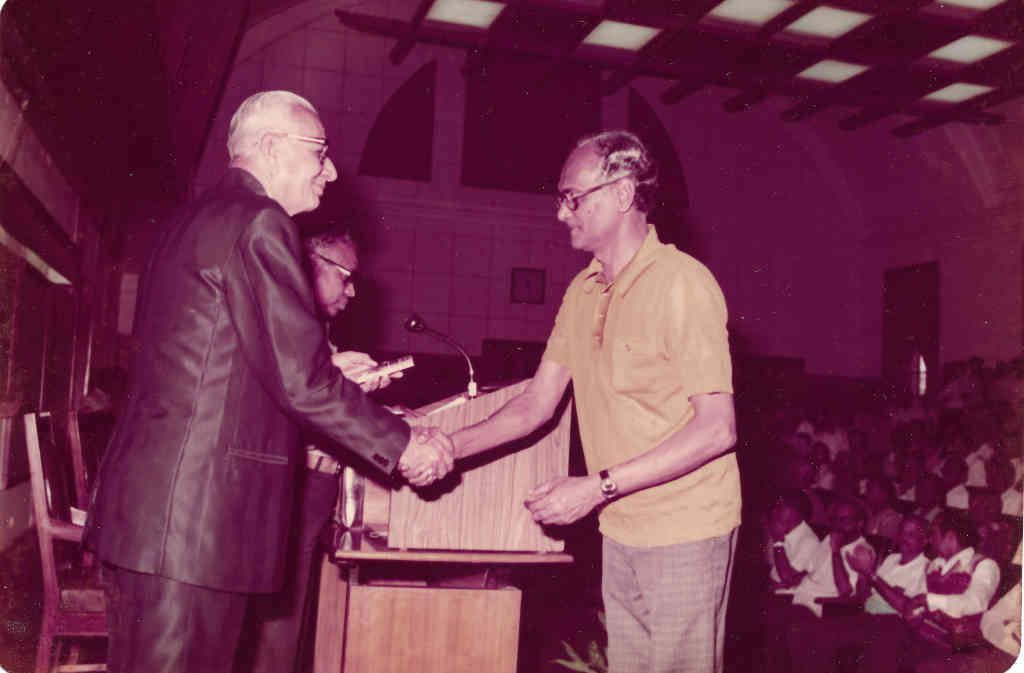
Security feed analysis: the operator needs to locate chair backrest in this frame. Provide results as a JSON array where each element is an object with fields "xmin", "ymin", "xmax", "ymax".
[
  {"xmin": 26, "ymin": 413, "xmax": 78, "ymax": 523},
  {"xmin": 24, "ymin": 411, "xmax": 86, "ymax": 607}
]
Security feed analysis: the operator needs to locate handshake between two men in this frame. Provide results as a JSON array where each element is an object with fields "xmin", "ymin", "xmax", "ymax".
[
  {"xmin": 398, "ymin": 426, "xmax": 455, "ymax": 488},
  {"xmin": 332, "ymin": 349, "xmax": 456, "ymax": 489}
]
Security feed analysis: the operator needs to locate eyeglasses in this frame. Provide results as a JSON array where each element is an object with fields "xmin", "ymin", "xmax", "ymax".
[
  {"xmin": 556, "ymin": 175, "xmax": 628, "ymax": 212},
  {"xmin": 315, "ymin": 252, "xmax": 354, "ymax": 282},
  {"xmin": 268, "ymin": 131, "xmax": 330, "ymax": 166}
]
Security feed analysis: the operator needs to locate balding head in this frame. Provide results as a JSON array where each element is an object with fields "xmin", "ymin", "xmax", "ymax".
[
  {"xmin": 227, "ymin": 90, "xmax": 317, "ymax": 162},
  {"xmin": 225, "ymin": 90, "xmax": 338, "ymax": 216}
]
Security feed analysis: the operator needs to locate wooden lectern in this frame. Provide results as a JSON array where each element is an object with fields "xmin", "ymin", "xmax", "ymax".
[{"xmin": 313, "ymin": 380, "xmax": 573, "ymax": 673}]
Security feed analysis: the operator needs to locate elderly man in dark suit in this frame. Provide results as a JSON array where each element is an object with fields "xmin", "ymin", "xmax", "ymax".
[{"xmin": 85, "ymin": 90, "xmax": 452, "ymax": 673}]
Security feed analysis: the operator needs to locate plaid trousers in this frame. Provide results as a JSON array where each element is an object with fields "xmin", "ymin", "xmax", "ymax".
[{"xmin": 602, "ymin": 527, "xmax": 738, "ymax": 673}]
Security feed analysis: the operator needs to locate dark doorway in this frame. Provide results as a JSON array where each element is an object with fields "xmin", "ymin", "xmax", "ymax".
[{"xmin": 882, "ymin": 261, "xmax": 939, "ymax": 400}]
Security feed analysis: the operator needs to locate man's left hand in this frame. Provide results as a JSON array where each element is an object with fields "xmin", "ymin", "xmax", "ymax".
[
  {"xmin": 331, "ymin": 351, "xmax": 399, "ymax": 392},
  {"xmin": 524, "ymin": 476, "xmax": 604, "ymax": 526}
]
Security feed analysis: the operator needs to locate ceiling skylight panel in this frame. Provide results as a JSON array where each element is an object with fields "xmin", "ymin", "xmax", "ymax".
[
  {"xmin": 426, "ymin": 0, "xmax": 506, "ymax": 29},
  {"xmin": 796, "ymin": 59, "xmax": 869, "ymax": 82},
  {"xmin": 783, "ymin": 6, "xmax": 873, "ymax": 39},
  {"xmin": 933, "ymin": 0, "xmax": 1006, "ymax": 9},
  {"xmin": 922, "ymin": 82, "xmax": 994, "ymax": 102},
  {"xmin": 582, "ymin": 21, "xmax": 660, "ymax": 51},
  {"xmin": 706, "ymin": 0, "xmax": 796, "ymax": 26},
  {"xmin": 927, "ymin": 35, "xmax": 1013, "ymax": 63}
]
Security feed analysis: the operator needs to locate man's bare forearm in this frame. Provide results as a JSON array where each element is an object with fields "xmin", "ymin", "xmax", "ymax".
[
  {"xmin": 773, "ymin": 547, "xmax": 805, "ymax": 587},
  {"xmin": 867, "ymin": 573, "xmax": 911, "ymax": 613},
  {"xmin": 452, "ymin": 360, "xmax": 572, "ymax": 460},
  {"xmin": 604, "ymin": 393, "xmax": 736, "ymax": 500},
  {"xmin": 453, "ymin": 392, "xmax": 550, "ymax": 459}
]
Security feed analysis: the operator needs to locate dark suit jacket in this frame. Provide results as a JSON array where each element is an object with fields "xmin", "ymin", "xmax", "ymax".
[{"xmin": 84, "ymin": 169, "xmax": 409, "ymax": 593}]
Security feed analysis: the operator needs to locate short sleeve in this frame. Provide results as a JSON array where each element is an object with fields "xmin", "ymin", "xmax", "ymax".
[
  {"xmin": 667, "ymin": 262, "xmax": 732, "ymax": 398},
  {"xmin": 542, "ymin": 284, "xmax": 574, "ymax": 368}
]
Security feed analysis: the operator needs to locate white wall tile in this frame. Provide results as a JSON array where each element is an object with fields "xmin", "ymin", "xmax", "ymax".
[
  {"xmin": 304, "ymin": 69, "xmax": 346, "ymax": 112},
  {"xmin": 262, "ymin": 64, "xmax": 306, "ymax": 93},
  {"xmin": 345, "ymin": 33, "xmax": 390, "ymax": 75},
  {"xmin": 264, "ymin": 31, "xmax": 308, "ymax": 67},
  {"xmin": 305, "ymin": 30, "xmax": 347, "ymax": 72},
  {"xmin": 411, "ymin": 272, "xmax": 451, "ymax": 315},
  {"xmin": 413, "ymin": 231, "xmax": 453, "ymax": 273},
  {"xmin": 371, "ymin": 269, "xmax": 414, "ymax": 315},
  {"xmin": 452, "ymin": 235, "xmax": 491, "ymax": 277},
  {"xmin": 342, "ymin": 74, "xmax": 383, "ymax": 116},
  {"xmin": 490, "ymin": 238, "xmax": 531, "ymax": 277},
  {"xmin": 489, "ymin": 276, "xmax": 525, "ymax": 322},
  {"xmin": 449, "ymin": 277, "xmax": 490, "ymax": 317},
  {"xmin": 448, "ymin": 316, "xmax": 487, "ymax": 356}
]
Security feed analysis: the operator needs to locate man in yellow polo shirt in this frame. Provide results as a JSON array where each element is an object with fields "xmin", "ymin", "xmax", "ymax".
[{"xmin": 453, "ymin": 130, "xmax": 739, "ymax": 673}]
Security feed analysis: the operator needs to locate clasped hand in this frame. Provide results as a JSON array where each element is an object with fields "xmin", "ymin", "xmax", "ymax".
[{"xmin": 398, "ymin": 426, "xmax": 455, "ymax": 487}]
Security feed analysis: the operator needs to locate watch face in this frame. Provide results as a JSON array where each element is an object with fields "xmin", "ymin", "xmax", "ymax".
[{"xmin": 601, "ymin": 479, "xmax": 617, "ymax": 496}]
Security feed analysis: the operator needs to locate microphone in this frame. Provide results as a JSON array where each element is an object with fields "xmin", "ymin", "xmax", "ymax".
[{"xmin": 404, "ymin": 314, "xmax": 478, "ymax": 398}]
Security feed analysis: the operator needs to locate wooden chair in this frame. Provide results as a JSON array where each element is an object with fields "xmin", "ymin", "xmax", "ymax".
[{"xmin": 24, "ymin": 411, "xmax": 106, "ymax": 673}]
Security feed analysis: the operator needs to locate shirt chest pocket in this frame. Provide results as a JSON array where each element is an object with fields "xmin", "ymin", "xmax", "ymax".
[{"xmin": 609, "ymin": 337, "xmax": 666, "ymax": 394}]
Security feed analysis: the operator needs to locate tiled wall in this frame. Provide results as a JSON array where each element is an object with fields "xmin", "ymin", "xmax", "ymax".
[{"xmin": 190, "ymin": 1, "xmax": 1023, "ymax": 375}]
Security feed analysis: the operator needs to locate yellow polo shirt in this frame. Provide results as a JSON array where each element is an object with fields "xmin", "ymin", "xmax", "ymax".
[{"xmin": 542, "ymin": 226, "xmax": 740, "ymax": 547}]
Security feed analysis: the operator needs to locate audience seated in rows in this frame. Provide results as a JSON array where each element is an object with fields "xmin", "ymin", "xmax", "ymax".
[
  {"xmin": 855, "ymin": 511, "xmax": 1002, "ymax": 673},
  {"xmin": 787, "ymin": 515, "xmax": 930, "ymax": 673},
  {"xmin": 756, "ymin": 350, "xmax": 1021, "ymax": 673}
]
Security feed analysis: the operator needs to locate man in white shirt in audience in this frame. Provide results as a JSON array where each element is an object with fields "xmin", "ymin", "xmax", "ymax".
[
  {"xmin": 763, "ymin": 498, "xmax": 872, "ymax": 673},
  {"xmin": 787, "ymin": 515, "xmax": 930, "ymax": 673},
  {"xmin": 915, "ymin": 581, "xmax": 1020, "ymax": 673},
  {"xmin": 857, "ymin": 510, "xmax": 1001, "ymax": 673},
  {"xmin": 790, "ymin": 498, "xmax": 872, "ymax": 619},
  {"xmin": 766, "ymin": 490, "xmax": 820, "ymax": 596}
]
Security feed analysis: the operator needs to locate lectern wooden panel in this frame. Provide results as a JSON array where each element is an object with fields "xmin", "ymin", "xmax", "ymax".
[
  {"xmin": 386, "ymin": 380, "xmax": 570, "ymax": 552},
  {"xmin": 342, "ymin": 585, "xmax": 521, "ymax": 673}
]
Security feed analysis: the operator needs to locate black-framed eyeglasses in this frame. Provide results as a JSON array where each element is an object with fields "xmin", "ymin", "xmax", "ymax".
[
  {"xmin": 268, "ymin": 131, "xmax": 329, "ymax": 166},
  {"xmin": 314, "ymin": 252, "xmax": 354, "ymax": 282},
  {"xmin": 556, "ymin": 175, "xmax": 628, "ymax": 212}
]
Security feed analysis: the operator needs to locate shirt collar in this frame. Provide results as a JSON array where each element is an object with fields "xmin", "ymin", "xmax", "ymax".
[
  {"xmin": 897, "ymin": 551, "xmax": 926, "ymax": 566},
  {"xmin": 581, "ymin": 225, "xmax": 662, "ymax": 296},
  {"xmin": 935, "ymin": 546, "xmax": 976, "ymax": 573},
  {"xmin": 784, "ymin": 520, "xmax": 813, "ymax": 545}
]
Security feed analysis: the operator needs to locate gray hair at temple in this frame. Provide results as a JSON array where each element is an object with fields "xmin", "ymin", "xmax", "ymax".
[
  {"xmin": 227, "ymin": 90, "xmax": 318, "ymax": 161},
  {"xmin": 575, "ymin": 130, "xmax": 658, "ymax": 213}
]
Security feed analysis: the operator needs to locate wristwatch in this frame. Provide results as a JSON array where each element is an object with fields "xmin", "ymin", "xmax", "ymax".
[{"xmin": 599, "ymin": 469, "xmax": 618, "ymax": 500}]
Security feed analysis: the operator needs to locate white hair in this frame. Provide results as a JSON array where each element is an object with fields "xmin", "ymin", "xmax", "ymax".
[{"xmin": 226, "ymin": 90, "xmax": 317, "ymax": 161}]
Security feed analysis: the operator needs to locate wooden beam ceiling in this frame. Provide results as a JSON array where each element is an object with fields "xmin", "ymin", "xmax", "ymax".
[{"xmin": 335, "ymin": 0, "xmax": 1024, "ymax": 137}]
